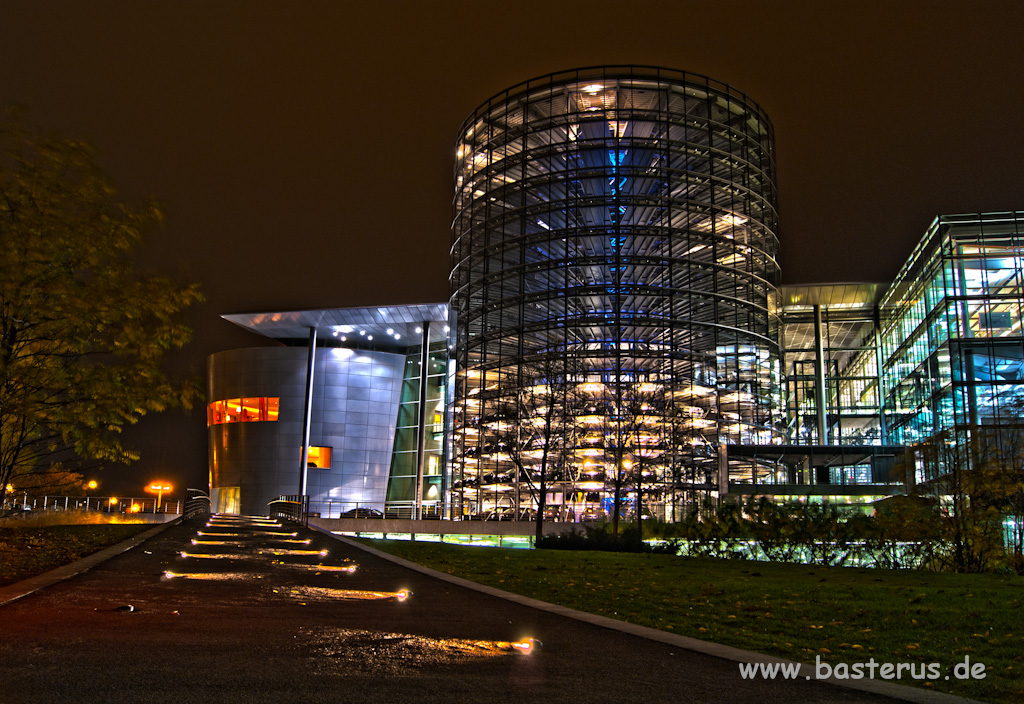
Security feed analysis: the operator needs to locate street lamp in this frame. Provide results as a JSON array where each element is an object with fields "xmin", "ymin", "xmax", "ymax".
[
  {"xmin": 145, "ymin": 482, "xmax": 173, "ymax": 513},
  {"xmin": 84, "ymin": 480, "xmax": 98, "ymax": 511}
]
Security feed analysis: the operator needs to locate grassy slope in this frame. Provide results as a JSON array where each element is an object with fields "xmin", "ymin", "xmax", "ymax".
[
  {"xmin": 364, "ymin": 539, "xmax": 1024, "ymax": 703},
  {"xmin": 0, "ymin": 523, "xmax": 151, "ymax": 587}
]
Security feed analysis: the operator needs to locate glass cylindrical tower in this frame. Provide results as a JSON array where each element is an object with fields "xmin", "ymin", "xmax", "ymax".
[{"xmin": 449, "ymin": 66, "xmax": 781, "ymax": 520}]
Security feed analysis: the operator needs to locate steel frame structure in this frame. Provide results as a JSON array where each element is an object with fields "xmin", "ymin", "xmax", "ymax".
[{"xmin": 449, "ymin": 67, "xmax": 782, "ymax": 520}]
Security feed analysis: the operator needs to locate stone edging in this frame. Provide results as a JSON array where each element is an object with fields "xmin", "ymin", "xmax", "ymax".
[{"xmin": 0, "ymin": 518, "xmax": 181, "ymax": 607}]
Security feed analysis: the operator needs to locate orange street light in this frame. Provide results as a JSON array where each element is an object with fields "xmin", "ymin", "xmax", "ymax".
[
  {"xmin": 146, "ymin": 482, "xmax": 173, "ymax": 512},
  {"xmin": 86, "ymin": 480, "xmax": 98, "ymax": 491}
]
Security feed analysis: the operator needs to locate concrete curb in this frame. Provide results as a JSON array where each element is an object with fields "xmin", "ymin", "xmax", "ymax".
[
  {"xmin": 324, "ymin": 532, "xmax": 982, "ymax": 704},
  {"xmin": 0, "ymin": 518, "xmax": 181, "ymax": 607}
]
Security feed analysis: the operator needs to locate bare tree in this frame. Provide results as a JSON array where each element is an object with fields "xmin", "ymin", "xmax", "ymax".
[{"xmin": 495, "ymin": 352, "xmax": 583, "ymax": 541}]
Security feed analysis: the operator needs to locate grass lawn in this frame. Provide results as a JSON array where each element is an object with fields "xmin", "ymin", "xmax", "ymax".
[
  {"xmin": 363, "ymin": 539, "xmax": 1023, "ymax": 703},
  {"xmin": 0, "ymin": 523, "xmax": 152, "ymax": 588}
]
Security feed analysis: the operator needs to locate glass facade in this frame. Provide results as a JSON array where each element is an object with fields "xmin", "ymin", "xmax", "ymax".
[
  {"xmin": 780, "ymin": 285, "xmax": 885, "ymax": 447},
  {"xmin": 449, "ymin": 67, "xmax": 782, "ymax": 520},
  {"xmin": 878, "ymin": 213, "xmax": 1024, "ymax": 481},
  {"xmin": 384, "ymin": 343, "xmax": 448, "ymax": 516}
]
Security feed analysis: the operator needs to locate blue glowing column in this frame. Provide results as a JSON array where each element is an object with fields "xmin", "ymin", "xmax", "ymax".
[{"xmin": 299, "ymin": 326, "xmax": 317, "ymax": 497}]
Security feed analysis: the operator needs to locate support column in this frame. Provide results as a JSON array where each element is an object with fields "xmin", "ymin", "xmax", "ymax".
[
  {"xmin": 872, "ymin": 304, "xmax": 888, "ymax": 440},
  {"xmin": 717, "ymin": 443, "xmax": 729, "ymax": 498},
  {"xmin": 813, "ymin": 304, "xmax": 828, "ymax": 444},
  {"xmin": 299, "ymin": 327, "xmax": 317, "ymax": 498},
  {"xmin": 414, "ymin": 322, "xmax": 431, "ymax": 520}
]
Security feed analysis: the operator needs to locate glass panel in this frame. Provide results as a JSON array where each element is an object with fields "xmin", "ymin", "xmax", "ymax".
[
  {"xmin": 306, "ymin": 446, "xmax": 332, "ymax": 469},
  {"xmin": 206, "ymin": 398, "xmax": 280, "ymax": 425},
  {"xmin": 224, "ymin": 398, "xmax": 242, "ymax": 423}
]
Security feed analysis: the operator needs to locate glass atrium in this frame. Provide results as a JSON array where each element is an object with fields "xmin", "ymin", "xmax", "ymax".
[{"xmin": 449, "ymin": 67, "xmax": 782, "ymax": 520}]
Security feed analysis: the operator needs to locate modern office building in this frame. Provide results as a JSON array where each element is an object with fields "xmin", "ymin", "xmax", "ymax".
[
  {"xmin": 205, "ymin": 65, "xmax": 1023, "ymax": 520},
  {"xmin": 207, "ymin": 305, "xmax": 448, "ymax": 516},
  {"xmin": 877, "ymin": 212, "xmax": 1024, "ymax": 484}
]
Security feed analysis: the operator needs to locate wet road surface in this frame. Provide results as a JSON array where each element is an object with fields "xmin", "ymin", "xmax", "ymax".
[{"xmin": 0, "ymin": 515, "xmax": 911, "ymax": 703}]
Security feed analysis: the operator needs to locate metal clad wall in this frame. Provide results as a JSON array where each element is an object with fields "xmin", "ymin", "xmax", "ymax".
[{"xmin": 207, "ymin": 346, "xmax": 404, "ymax": 515}]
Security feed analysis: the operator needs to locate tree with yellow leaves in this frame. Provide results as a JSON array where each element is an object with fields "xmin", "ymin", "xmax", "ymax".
[{"xmin": 0, "ymin": 119, "xmax": 202, "ymax": 505}]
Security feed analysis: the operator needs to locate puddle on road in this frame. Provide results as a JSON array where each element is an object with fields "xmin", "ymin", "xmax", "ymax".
[{"xmin": 303, "ymin": 628, "xmax": 535, "ymax": 675}]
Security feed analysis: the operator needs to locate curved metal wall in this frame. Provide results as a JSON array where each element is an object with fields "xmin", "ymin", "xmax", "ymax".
[
  {"xmin": 207, "ymin": 346, "xmax": 404, "ymax": 515},
  {"xmin": 449, "ymin": 67, "xmax": 782, "ymax": 519}
]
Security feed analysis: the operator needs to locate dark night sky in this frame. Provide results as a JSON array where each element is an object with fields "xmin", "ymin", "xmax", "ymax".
[{"xmin": 2, "ymin": 0, "xmax": 1023, "ymax": 496}]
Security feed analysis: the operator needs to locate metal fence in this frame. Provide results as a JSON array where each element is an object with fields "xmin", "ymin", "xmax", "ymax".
[{"xmin": 0, "ymin": 494, "xmax": 182, "ymax": 515}]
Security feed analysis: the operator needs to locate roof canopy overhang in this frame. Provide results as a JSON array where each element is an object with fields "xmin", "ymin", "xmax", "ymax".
[{"xmin": 222, "ymin": 303, "xmax": 450, "ymax": 349}]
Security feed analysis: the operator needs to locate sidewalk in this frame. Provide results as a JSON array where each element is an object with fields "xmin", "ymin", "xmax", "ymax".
[{"xmin": 0, "ymin": 516, "xmax": 971, "ymax": 703}]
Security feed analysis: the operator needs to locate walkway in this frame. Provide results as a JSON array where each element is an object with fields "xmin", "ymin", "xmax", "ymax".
[{"xmin": 0, "ymin": 516, "xmax": 967, "ymax": 703}]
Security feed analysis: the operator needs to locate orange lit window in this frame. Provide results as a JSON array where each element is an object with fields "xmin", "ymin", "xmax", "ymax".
[
  {"xmin": 207, "ymin": 397, "xmax": 280, "ymax": 426},
  {"xmin": 264, "ymin": 397, "xmax": 280, "ymax": 421},
  {"xmin": 207, "ymin": 400, "xmax": 226, "ymax": 425},
  {"xmin": 225, "ymin": 398, "xmax": 242, "ymax": 423},
  {"xmin": 306, "ymin": 446, "xmax": 332, "ymax": 469}
]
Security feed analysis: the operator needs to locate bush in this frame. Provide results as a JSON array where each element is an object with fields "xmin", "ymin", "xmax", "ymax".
[{"xmin": 537, "ymin": 523, "xmax": 680, "ymax": 554}]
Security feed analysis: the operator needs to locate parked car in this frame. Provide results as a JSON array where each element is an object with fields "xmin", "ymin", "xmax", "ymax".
[
  {"xmin": 340, "ymin": 507, "xmax": 383, "ymax": 519},
  {"xmin": 579, "ymin": 507, "xmax": 603, "ymax": 522}
]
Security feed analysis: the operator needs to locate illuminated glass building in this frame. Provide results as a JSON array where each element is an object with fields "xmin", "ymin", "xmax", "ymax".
[
  {"xmin": 876, "ymin": 212, "xmax": 1024, "ymax": 484},
  {"xmin": 449, "ymin": 67, "xmax": 782, "ymax": 520},
  {"xmin": 202, "ymin": 65, "xmax": 1022, "ymax": 522},
  {"xmin": 753, "ymin": 213, "xmax": 1024, "ymax": 495}
]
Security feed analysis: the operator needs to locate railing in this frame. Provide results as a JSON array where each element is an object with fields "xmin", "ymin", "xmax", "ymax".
[
  {"xmin": 0, "ymin": 494, "xmax": 182, "ymax": 515},
  {"xmin": 305, "ymin": 501, "xmax": 566, "ymax": 522},
  {"xmin": 183, "ymin": 488, "xmax": 212, "ymax": 520},
  {"xmin": 305, "ymin": 501, "xmax": 447, "ymax": 520},
  {"xmin": 268, "ymin": 495, "xmax": 309, "ymax": 525}
]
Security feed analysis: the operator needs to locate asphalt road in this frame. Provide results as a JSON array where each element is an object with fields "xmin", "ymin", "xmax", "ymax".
[{"xmin": 0, "ymin": 516, "xmax": 931, "ymax": 703}]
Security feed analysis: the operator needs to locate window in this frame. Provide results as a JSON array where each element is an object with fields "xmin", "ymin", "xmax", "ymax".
[
  {"xmin": 306, "ymin": 446, "xmax": 333, "ymax": 469},
  {"xmin": 207, "ymin": 397, "xmax": 280, "ymax": 426}
]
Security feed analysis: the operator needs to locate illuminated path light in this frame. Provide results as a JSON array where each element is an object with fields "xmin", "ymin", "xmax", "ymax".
[
  {"xmin": 299, "ymin": 563, "xmax": 357, "ymax": 573},
  {"xmin": 511, "ymin": 637, "xmax": 540, "ymax": 654},
  {"xmin": 206, "ymin": 513, "xmax": 282, "ymax": 523},
  {"xmin": 190, "ymin": 539, "xmax": 241, "ymax": 546},
  {"xmin": 163, "ymin": 571, "xmax": 261, "ymax": 581},
  {"xmin": 179, "ymin": 552, "xmax": 249, "ymax": 560},
  {"xmin": 258, "ymin": 548, "xmax": 328, "ymax": 557},
  {"xmin": 288, "ymin": 587, "xmax": 410, "ymax": 601}
]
